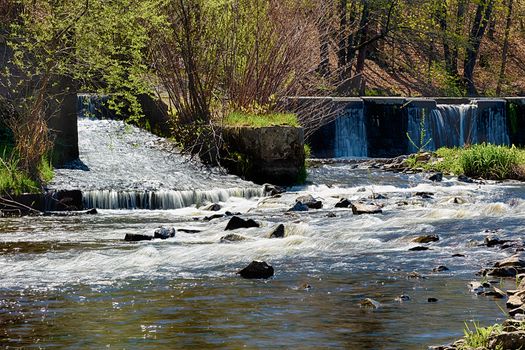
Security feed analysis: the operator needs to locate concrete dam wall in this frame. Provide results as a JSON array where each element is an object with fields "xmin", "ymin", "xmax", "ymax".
[{"xmin": 291, "ymin": 97, "xmax": 525, "ymax": 158}]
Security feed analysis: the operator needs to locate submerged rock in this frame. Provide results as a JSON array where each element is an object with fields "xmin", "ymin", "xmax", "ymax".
[
  {"xmin": 427, "ymin": 297, "xmax": 438, "ymax": 302},
  {"xmin": 237, "ymin": 261, "xmax": 274, "ymax": 279},
  {"xmin": 220, "ymin": 233, "xmax": 246, "ymax": 243},
  {"xmin": 225, "ymin": 216, "xmax": 260, "ymax": 231},
  {"xmin": 124, "ymin": 233, "xmax": 153, "ymax": 242},
  {"xmin": 203, "ymin": 214, "xmax": 224, "ymax": 221},
  {"xmin": 288, "ymin": 202, "xmax": 309, "ymax": 212},
  {"xmin": 409, "ymin": 246, "xmax": 430, "ymax": 251},
  {"xmin": 268, "ymin": 224, "xmax": 285, "ymax": 238},
  {"xmin": 414, "ymin": 191, "xmax": 434, "ymax": 199},
  {"xmin": 412, "ymin": 234, "xmax": 439, "ymax": 244},
  {"xmin": 335, "ymin": 198, "xmax": 352, "ymax": 208},
  {"xmin": 326, "ymin": 212, "xmax": 336, "ymax": 218},
  {"xmin": 395, "ymin": 295, "xmax": 410, "ymax": 302},
  {"xmin": 153, "ymin": 227, "xmax": 176, "ymax": 240},
  {"xmin": 351, "ymin": 203, "xmax": 382, "ymax": 215},
  {"xmin": 433, "ymin": 265, "xmax": 449, "ymax": 272},
  {"xmin": 360, "ymin": 298, "xmax": 381, "ymax": 309},
  {"xmin": 296, "ymin": 195, "xmax": 323, "ymax": 209},
  {"xmin": 469, "ymin": 281, "xmax": 490, "ymax": 295}
]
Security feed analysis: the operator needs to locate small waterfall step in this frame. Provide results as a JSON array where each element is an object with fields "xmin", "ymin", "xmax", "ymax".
[{"xmin": 50, "ymin": 117, "xmax": 264, "ymax": 210}]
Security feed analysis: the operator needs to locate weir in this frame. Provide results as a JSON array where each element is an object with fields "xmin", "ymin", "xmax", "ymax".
[
  {"xmin": 50, "ymin": 108, "xmax": 264, "ymax": 210},
  {"xmin": 301, "ymin": 97, "xmax": 522, "ymax": 158}
]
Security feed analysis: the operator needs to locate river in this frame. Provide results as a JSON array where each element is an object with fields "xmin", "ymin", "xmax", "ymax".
[{"xmin": 1, "ymin": 118, "xmax": 524, "ymax": 349}]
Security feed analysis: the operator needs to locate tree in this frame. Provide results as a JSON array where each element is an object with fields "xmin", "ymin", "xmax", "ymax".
[{"xmin": 463, "ymin": 0, "xmax": 495, "ymax": 95}]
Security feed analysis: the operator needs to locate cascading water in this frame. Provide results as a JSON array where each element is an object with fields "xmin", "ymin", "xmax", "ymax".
[
  {"xmin": 407, "ymin": 102, "xmax": 509, "ymax": 152},
  {"xmin": 50, "ymin": 117, "xmax": 263, "ymax": 209},
  {"xmin": 333, "ymin": 106, "xmax": 368, "ymax": 157},
  {"xmin": 77, "ymin": 93, "xmax": 113, "ymax": 119}
]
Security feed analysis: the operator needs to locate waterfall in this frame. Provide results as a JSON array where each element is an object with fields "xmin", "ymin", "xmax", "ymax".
[
  {"xmin": 334, "ymin": 107, "xmax": 368, "ymax": 157},
  {"xmin": 82, "ymin": 187, "xmax": 264, "ymax": 210},
  {"xmin": 407, "ymin": 102, "xmax": 509, "ymax": 152},
  {"xmin": 77, "ymin": 94, "xmax": 112, "ymax": 119}
]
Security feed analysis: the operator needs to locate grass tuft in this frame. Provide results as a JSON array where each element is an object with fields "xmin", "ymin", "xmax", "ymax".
[
  {"xmin": 224, "ymin": 112, "xmax": 299, "ymax": 128},
  {"xmin": 406, "ymin": 144, "xmax": 525, "ymax": 180}
]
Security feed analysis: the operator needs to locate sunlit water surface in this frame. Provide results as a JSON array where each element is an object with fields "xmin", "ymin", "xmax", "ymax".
[{"xmin": 2, "ymin": 119, "xmax": 525, "ymax": 348}]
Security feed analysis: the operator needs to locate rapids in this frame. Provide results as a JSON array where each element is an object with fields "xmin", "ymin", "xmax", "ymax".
[{"xmin": 2, "ymin": 118, "xmax": 525, "ymax": 348}]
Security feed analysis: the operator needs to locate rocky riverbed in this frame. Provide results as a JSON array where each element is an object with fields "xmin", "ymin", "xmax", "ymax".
[{"xmin": 2, "ymin": 161, "xmax": 525, "ymax": 348}]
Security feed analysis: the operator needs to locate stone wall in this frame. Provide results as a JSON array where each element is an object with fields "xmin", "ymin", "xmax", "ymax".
[{"xmin": 221, "ymin": 126, "xmax": 305, "ymax": 185}]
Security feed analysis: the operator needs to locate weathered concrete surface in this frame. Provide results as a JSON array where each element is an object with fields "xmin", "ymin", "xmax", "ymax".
[
  {"xmin": 222, "ymin": 126, "xmax": 305, "ymax": 185},
  {"xmin": 0, "ymin": 190, "xmax": 83, "ymax": 214}
]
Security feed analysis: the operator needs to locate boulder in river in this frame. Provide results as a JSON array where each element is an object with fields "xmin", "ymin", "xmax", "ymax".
[
  {"xmin": 124, "ymin": 233, "xmax": 153, "ymax": 242},
  {"xmin": 154, "ymin": 227, "xmax": 176, "ymax": 239},
  {"xmin": 428, "ymin": 172, "xmax": 443, "ymax": 182},
  {"xmin": 488, "ymin": 331, "xmax": 525, "ymax": 350},
  {"xmin": 237, "ymin": 261, "xmax": 274, "ymax": 279},
  {"xmin": 264, "ymin": 184, "xmax": 285, "ymax": 196},
  {"xmin": 203, "ymin": 203, "xmax": 221, "ymax": 211},
  {"xmin": 457, "ymin": 174, "xmax": 474, "ymax": 183},
  {"xmin": 220, "ymin": 233, "xmax": 246, "ymax": 243},
  {"xmin": 335, "ymin": 198, "xmax": 352, "ymax": 208},
  {"xmin": 225, "ymin": 216, "xmax": 260, "ymax": 231},
  {"xmin": 412, "ymin": 234, "xmax": 439, "ymax": 244},
  {"xmin": 268, "ymin": 224, "xmax": 285, "ymax": 239},
  {"xmin": 414, "ymin": 191, "xmax": 434, "ymax": 199},
  {"xmin": 351, "ymin": 203, "xmax": 382, "ymax": 215},
  {"xmin": 288, "ymin": 202, "xmax": 309, "ymax": 212},
  {"xmin": 295, "ymin": 195, "xmax": 323, "ymax": 209},
  {"xmin": 485, "ymin": 236, "xmax": 511, "ymax": 247},
  {"xmin": 427, "ymin": 297, "xmax": 438, "ymax": 302}
]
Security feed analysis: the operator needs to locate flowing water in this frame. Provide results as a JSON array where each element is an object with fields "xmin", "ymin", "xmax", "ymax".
[
  {"xmin": 334, "ymin": 107, "xmax": 368, "ymax": 158},
  {"xmin": 407, "ymin": 103, "xmax": 510, "ymax": 153},
  {"xmin": 2, "ymin": 119, "xmax": 525, "ymax": 349}
]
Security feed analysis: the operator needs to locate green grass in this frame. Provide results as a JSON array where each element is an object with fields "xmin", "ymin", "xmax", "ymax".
[
  {"xmin": 406, "ymin": 144, "xmax": 525, "ymax": 180},
  {"xmin": 224, "ymin": 112, "xmax": 299, "ymax": 128},
  {"xmin": 459, "ymin": 322, "xmax": 503, "ymax": 350},
  {"xmin": 0, "ymin": 147, "xmax": 54, "ymax": 195}
]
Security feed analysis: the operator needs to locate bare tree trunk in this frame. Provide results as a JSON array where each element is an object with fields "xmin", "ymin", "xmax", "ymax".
[
  {"xmin": 318, "ymin": 4, "xmax": 331, "ymax": 77},
  {"xmin": 450, "ymin": 0, "xmax": 466, "ymax": 78},
  {"xmin": 346, "ymin": 0, "xmax": 357, "ymax": 67},
  {"xmin": 435, "ymin": 1, "xmax": 454, "ymax": 76},
  {"xmin": 337, "ymin": 0, "xmax": 347, "ymax": 68},
  {"xmin": 353, "ymin": 0, "xmax": 369, "ymax": 94},
  {"xmin": 463, "ymin": 0, "xmax": 494, "ymax": 96},
  {"xmin": 496, "ymin": 0, "xmax": 514, "ymax": 95}
]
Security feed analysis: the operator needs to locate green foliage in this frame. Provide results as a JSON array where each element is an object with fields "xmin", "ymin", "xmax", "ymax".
[
  {"xmin": 224, "ymin": 112, "xmax": 299, "ymax": 127},
  {"xmin": 304, "ymin": 144, "xmax": 312, "ymax": 159},
  {"xmin": 0, "ymin": 147, "xmax": 53, "ymax": 195},
  {"xmin": 406, "ymin": 144, "xmax": 525, "ymax": 180},
  {"xmin": 460, "ymin": 322, "xmax": 502, "ymax": 350},
  {"xmin": 460, "ymin": 144, "xmax": 522, "ymax": 180}
]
